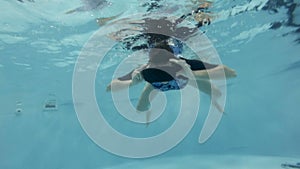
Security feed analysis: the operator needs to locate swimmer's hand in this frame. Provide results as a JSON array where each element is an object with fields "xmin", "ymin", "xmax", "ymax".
[
  {"xmin": 131, "ymin": 70, "xmax": 143, "ymax": 85},
  {"xmin": 106, "ymin": 83, "xmax": 112, "ymax": 91}
]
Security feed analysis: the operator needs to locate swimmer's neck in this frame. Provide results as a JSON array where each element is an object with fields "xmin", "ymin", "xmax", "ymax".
[{"xmin": 147, "ymin": 61, "xmax": 173, "ymax": 67}]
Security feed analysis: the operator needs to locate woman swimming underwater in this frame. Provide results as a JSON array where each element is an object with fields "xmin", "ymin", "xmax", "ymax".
[{"xmin": 106, "ymin": 41, "xmax": 237, "ymax": 115}]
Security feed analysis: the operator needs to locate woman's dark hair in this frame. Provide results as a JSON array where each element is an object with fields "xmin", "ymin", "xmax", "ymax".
[{"xmin": 153, "ymin": 40, "xmax": 173, "ymax": 52}]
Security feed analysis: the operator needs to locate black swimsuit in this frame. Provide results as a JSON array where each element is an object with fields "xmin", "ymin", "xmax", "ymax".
[
  {"xmin": 118, "ymin": 58, "xmax": 218, "ymax": 91},
  {"xmin": 179, "ymin": 57, "xmax": 217, "ymax": 71}
]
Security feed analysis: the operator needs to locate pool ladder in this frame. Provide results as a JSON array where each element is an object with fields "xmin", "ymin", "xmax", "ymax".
[{"xmin": 43, "ymin": 94, "xmax": 58, "ymax": 111}]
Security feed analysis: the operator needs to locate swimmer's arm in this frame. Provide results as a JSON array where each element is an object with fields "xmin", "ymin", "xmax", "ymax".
[
  {"xmin": 106, "ymin": 79, "xmax": 134, "ymax": 91},
  {"xmin": 106, "ymin": 76, "xmax": 143, "ymax": 91},
  {"xmin": 106, "ymin": 65, "xmax": 147, "ymax": 92}
]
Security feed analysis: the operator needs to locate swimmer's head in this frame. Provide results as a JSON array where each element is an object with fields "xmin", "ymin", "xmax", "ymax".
[{"xmin": 149, "ymin": 42, "xmax": 177, "ymax": 64}]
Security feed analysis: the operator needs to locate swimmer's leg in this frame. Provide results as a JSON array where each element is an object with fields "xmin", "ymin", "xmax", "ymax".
[
  {"xmin": 189, "ymin": 79, "xmax": 221, "ymax": 97},
  {"xmin": 212, "ymin": 99, "xmax": 224, "ymax": 113},
  {"xmin": 193, "ymin": 65, "xmax": 237, "ymax": 80},
  {"xmin": 136, "ymin": 83, "xmax": 156, "ymax": 112},
  {"xmin": 137, "ymin": 83, "xmax": 159, "ymax": 125},
  {"xmin": 189, "ymin": 79, "xmax": 224, "ymax": 112}
]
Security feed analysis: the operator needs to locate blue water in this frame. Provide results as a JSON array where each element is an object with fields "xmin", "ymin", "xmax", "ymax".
[{"xmin": 1, "ymin": 0, "xmax": 300, "ymax": 168}]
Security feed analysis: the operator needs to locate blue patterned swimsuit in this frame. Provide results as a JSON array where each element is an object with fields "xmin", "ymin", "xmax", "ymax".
[
  {"xmin": 151, "ymin": 76, "xmax": 188, "ymax": 91},
  {"xmin": 141, "ymin": 66, "xmax": 189, "ymax": 92}
]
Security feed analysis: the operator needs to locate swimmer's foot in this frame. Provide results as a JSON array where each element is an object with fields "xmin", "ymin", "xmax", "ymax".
[
  {"xmin": 223, "ymin": 65, "xmax": 237, "ymax": 78},
  {"xmin": 212, "ymin": 100, "xmax": 224, "ymax": 113},
  {"xmin": 146, "ymin": 111, "xmax": 151, "ymax": 127},
  {"xmin": 136, "ymin": 109, "xmax": 151, "ymax": 127},
  {"xmin": 136, "ymin": 103, "xmax": 150, "ymax": 112},
  {"xmin": 106, "ymin": 84, "xmax": 112, "ymax": 91},
  {"xmin": 211, "ymin": 84, "xmax": 222, "ymax": 97}
]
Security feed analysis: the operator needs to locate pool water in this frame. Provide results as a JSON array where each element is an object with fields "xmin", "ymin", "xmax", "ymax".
[{"xmin": 1, "ymin": 0, "xmax": 300, "ymax": 168}]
